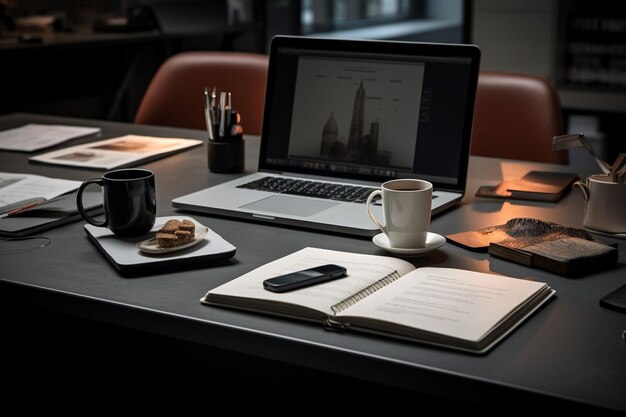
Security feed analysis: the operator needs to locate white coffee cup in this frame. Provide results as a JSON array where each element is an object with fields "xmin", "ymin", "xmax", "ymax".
[
  {"xmin": 574, "ymin": 174, "xmax": 626, "ymax": 234},
  {"xmin": 366, "ymin": 179, "xmax": 433, "ymax": 248}
]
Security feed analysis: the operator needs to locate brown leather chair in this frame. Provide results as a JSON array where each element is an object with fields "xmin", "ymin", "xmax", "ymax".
[
  {"xmin": 135, "ymin": 51, "xmax": 269, "ymax": 135},
  {"xmin": 471, "ymin": 71, "xmax": 567, "ymax": 164}
]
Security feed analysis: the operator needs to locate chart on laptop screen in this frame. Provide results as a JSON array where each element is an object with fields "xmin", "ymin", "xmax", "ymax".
[
  {"xmin": 288, "ymin": 56, "xmax": 424, "ymax": 176},
  {"xmin": 263, "ymin": 42, "xmax": 477, "ymax": 188}
]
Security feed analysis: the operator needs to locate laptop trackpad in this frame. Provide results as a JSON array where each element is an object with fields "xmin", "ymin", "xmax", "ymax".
[{"xmin": 241, "ymin": 196, "xmax": 338, "ymax": 217}]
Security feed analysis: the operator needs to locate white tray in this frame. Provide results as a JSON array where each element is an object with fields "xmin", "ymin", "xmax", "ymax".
[{"xmin": 84, "ymin": 216, "xmax": 236, "ymax": 274}]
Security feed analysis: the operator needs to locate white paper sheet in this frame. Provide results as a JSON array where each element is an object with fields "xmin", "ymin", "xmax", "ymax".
[
  {"xmin": 0, "ymin": 172, "xmax": 81, "ymax": 207},
  {"xmin": 0, "ymin": 124, "xmax": 101, "ymax": 152},
  {"xmin": 29, "ymin": 135, "xmax": 203, "ymax": 169}
]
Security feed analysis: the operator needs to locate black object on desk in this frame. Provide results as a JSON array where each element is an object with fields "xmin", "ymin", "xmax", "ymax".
[
  {"xmin": 208, "ymin": 137, "xmax": 244, "ymax": 173},
  {"xmin": 205, "ymin": 88, "xmax": 244, "ymax": 172},
  {"xmin": 263, "ymin": 264, "xmax": 347, "ymax": 292},
  {"xmin": 0, "ymin": 190, "xmax": 102, "ymax": 237},
  {"xmin": 600, "ymin": 283, "xmax": 626, "ymax": 313},
  {"xmin": 76, "ymin": 168, "xmax": 156, "ymax": 238}
]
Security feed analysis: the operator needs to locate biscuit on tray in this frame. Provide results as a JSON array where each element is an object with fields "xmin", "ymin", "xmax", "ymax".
[{"xmin": 155, "ymin": 220, "xmax": 196, "ymax": 248}]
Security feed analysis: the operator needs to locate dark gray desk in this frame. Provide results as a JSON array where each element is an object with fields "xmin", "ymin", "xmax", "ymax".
[{"xmin": 1, "ymin": 113, "xmax": 625, "ymax": 411}]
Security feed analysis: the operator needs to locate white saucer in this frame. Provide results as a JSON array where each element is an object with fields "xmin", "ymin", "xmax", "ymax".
[{"xmin": 372, "ymin": 232, "xmax": 446, "ymax": 256}]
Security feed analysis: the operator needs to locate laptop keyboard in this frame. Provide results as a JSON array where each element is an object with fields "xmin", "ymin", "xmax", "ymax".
[{"xmin": 237, "ymin": 176, "xmax": 378, "ymax": 203}]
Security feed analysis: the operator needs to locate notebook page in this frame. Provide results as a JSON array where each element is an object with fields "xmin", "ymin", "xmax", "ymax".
[
  {"xmin": 208, "ymin": 247, "xmax": 415, "ymax": 316},
  {"xmin": 0, "ymin": 172, "xmax": 80, "ymax": 207},
  {"xmin": 337, "ymin": 267, "xmax": 547, "ymax": 342}
]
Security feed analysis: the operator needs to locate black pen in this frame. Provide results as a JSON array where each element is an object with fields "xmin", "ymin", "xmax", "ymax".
[
  {"xmin": 210, "ymin": 86, "xmax": 217, "ymax": 123},
  {"xmin": 219, "ymin": 90, "xmax": 226, "ymax": 139},
  {"xmin": 225, "ymin": 92, "xmax": 232, "ymax": 139}
]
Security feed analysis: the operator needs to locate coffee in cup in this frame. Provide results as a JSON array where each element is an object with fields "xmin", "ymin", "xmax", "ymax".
[
  {"xmin": 76, "ymin": 169, "xmax": 156, "ymax": 237},
  {"xmin": 366, "ymin": 179, "xmax": 432, "ymax": 248}
]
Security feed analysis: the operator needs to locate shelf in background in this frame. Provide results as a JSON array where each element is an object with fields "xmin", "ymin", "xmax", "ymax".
[{"xmin": 558, "ymin": 87, "xmax": 626, "ymax": 113}]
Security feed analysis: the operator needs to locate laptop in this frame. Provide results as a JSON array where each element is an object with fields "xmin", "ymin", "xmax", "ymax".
[{"xmin": 173, "ymin": 36, "xmax": 481, "ymax": 237}]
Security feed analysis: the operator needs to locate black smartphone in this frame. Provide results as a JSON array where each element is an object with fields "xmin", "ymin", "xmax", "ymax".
[{"xmin": 263, "ymin": 264, "xmax": 347, "ymax": 293}]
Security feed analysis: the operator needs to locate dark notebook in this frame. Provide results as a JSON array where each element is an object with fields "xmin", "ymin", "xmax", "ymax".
[
  {"xmin": 600, "ymin": 284, "xmax": 626, "ymax": 313},
  {"xmin": 0, "ymin": 190, "xmax": 102, "ymax": 237},
  {"xmin": 447, "ymin": 218, "xmax": 618, "ymax": 277},
  {"xmin": 475, "ymin": 171, "xmax": 578, "ymax": 202}
]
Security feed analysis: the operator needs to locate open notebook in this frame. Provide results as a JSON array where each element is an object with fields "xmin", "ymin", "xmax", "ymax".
[{"xmin": 203, "ymin": 248, "xmax": 555, "ymax": 354}]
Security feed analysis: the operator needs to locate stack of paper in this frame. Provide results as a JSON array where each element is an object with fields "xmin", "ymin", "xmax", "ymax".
[{"xmin": 0, "ymin": 124, "xmax": 101, "ymax": 152}]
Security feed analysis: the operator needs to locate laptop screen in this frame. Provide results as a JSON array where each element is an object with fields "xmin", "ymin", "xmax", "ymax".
[{"xmin": 259, "ymin": 36, "xmax": 480, "ymax": 192}]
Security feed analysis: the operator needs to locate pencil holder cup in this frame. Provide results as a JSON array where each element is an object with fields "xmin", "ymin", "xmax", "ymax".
[{"xmin": 208, "ymin": 136, "xmax": 244, "ymax": 173}]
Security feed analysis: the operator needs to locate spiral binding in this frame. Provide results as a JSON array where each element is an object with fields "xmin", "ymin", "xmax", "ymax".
[{"xmin": 330, "ymin": 270, "xmax": 401, "ymax": 316}]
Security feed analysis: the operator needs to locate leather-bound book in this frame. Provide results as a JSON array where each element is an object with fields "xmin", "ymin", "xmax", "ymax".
[{"xmin": 447, "ymin": 218, "xmax": 618, "ymax": 277}]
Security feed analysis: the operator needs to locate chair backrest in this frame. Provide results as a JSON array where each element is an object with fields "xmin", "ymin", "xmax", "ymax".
[
  {"xmin": 471, "ymin": 71, "xmax": 567, "ymax": 164},
  {"xmin": 135, "ymin": 51, "xmax": 269, "ymax": 136}
]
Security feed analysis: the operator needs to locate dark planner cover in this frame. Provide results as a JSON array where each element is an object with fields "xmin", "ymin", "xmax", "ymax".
[
  {"xmin": 447, "ymin": 218, "xmax": 618, "ymax": 277},
  {"xmin": 475, "ymin": 171, "xmax": 578, "ymax": 202},
  {"xmin": 600, "ymin": 284, "xmax": 626, "ymax": 313},
  {"xmin": 0, "ymin": 190, "xmax": 102, "ymax": 237}
]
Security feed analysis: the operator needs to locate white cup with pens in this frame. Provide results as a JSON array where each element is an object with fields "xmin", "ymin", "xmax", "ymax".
[{"xmin": 205, "ymin": 86, "xmax": 245, "ymax": 173}]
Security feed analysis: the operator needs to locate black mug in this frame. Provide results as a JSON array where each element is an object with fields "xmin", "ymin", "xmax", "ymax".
[{"xmin": 76, "ymin": 169, "xmax": 156, "ymax": 237}]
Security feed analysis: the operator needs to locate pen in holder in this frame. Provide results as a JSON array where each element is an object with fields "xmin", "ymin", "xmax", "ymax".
[{"xmin": 207, "ymin": 109, "xmax": 245, "ymax": 173}]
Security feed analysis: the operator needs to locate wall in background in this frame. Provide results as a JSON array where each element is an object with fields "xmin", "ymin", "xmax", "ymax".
[{"xmin": 471, "ymin": 0, "xmax": 626, "ymax": 168}]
